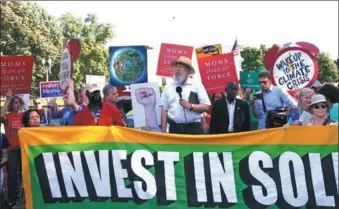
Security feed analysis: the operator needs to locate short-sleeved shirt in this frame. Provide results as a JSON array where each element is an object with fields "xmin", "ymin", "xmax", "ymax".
[
  {"xmin": 49, "ymin": 105, "xmax": 84, "ymax": 126},
  {"xmin": 2, "ymin": 112, "xmax": 24, "ymax": 149},
  {"xmin": 254, "ymin": 86, "xmax": 296, "ymax": 129},
  {"xmin": 160, "ymin": 79, "xmax": 211, "ymax": 123}
]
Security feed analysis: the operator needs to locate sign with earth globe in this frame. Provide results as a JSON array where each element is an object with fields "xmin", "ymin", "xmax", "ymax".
[{"xmin": 109, "ymin": 46, "xmax": 148, "ymax": 86}]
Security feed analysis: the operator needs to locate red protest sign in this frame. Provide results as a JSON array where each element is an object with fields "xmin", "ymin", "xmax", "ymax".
[
  {"xmin": 198, "ymin": 53, "xmax": 238, "ymax": 95},
  {"xmin": 156, "ymin": 43, "xmax": 193, "ymax": 77},
  {"xmin": 0, "ymin": 56, "xmax": 34, "ymax": 95}
]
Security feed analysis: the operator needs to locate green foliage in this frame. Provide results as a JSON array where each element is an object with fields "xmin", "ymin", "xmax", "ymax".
[
  {"xmin": 317, "ymin": 53, "xmax": 338, "ymax": 82},
  {"xmin": 59, "ymin": 13, "xmax": 114, "ymax": 89},
  {"xmin": 0, "ymin": 1, "xmax": 63, "ymax": 96},
  {"xmin": 240, "ymin": 45, "xmax": 267, "ymax": 72}
]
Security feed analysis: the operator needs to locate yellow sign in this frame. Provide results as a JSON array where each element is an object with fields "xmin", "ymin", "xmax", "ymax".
[{"xmin": 195, "ymin": 44, "xmax": 222, "ymax": 58}]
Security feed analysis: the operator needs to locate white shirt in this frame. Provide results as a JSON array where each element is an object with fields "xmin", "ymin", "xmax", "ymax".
[
  {"xmin": 226, "ymin": 99, "xmax": 236, "ymax": 132},
  {"xmin": 160, "ymin": 78, "xmax": 211, "ymax": 123}
]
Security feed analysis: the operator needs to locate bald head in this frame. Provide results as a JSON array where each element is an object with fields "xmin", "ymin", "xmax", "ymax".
[{"xmin": 226, "ymin": 82, "xmax": 238, "ymax": 101}]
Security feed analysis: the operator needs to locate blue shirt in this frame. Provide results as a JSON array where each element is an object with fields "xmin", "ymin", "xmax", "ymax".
[
  {"xmin": 255, "ymin": 86, "xmax": 296, "ymax": 129},
  {"xmin": 330, "ymin": 103, "xmax": 338, "ymax": 121},
  {"xmin": 50, "ymin": 105, "xmax": 84, "ymax": 126}
]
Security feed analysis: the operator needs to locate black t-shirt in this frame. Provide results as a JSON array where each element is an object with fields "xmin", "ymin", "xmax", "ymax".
[{"xmin": 0, "ymin": 133, "xmax": 9, "ymax": 150}]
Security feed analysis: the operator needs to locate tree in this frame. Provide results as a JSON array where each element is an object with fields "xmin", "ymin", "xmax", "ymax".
[
  {"xmin": 240, "ymin": 46, "xmax": 267, "ymax": 71},
  {"xmin": 317, "ymin": 53, "xmax": 338, "ymax": 83},
  {"xmin": 0, "ymin": 1, "xmax": 63, "ymax": 96},
  {"xmin": 59, "ymin": 13, "xmax": 114, "ymax": 89}
]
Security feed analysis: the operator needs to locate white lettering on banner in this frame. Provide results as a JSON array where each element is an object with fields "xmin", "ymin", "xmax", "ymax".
[
  {"xmin": 165, "ymin": 48, "xmax": 187, "ymax": 55},
  {"xmin": 84, "ymin": 150, "xmax": 111, "ymax": 197},
  {"xmin": 332, "ymin": 153, "xmax": 339, "ymax": 194},
  {"xmin": 279, "ymin": 152, "xmax": 308, "ymax": 207},
  {"xmin": 193, "ymin": 152, "xmax": 207, "ymax": 202},
  {"xmin": 204, "ymin": 59, "xmax": 228, "ymax": 67},
  {"xmin": 308, "ymin": 153, "xmax": 335, "ymax": 207},
  {"xmin": 112, "ymin": 150, "xmax": 133, "ymax": 199},
  {"xmin": 248, "ymin": 151, "xmax": 277, "ymax": 206},
  {"xmin": 0, "ymin": 61, "xmax": 26, "ymax": 67},
  {"xmin": 157, "ymin": 151, "xmax": 179, "ymax": 201},
  {"xmin": 131, "ymin": 150, "xmax": 157, "ymax": 200},
  {"xmin": 59, "ymin": 152, "xmax": 89, "ymax": 198},
  {"xmin": 209, "ymin": 152, "xmax": 237, "ymax": 203},
  {"xmin": 42, "ymin": 153, "xmax": 62, "ymax": 198},
  {"xmin": 34, "ymin": 150, "xmax": 338, "ymax": 208}
]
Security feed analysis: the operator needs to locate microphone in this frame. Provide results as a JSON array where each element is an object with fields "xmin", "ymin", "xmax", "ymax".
[
  {"xmin": 176, "ymin": 86, "xmax": 187, "ymax": 123},
  {"xmin": 176, "ymin": 86, "xmax": 182, "ymax": 99}
]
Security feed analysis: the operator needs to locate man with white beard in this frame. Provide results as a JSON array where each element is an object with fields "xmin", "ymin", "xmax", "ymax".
[{"xmin": 160, "ymin": 56, "xmax": 211, "ymax": 134}]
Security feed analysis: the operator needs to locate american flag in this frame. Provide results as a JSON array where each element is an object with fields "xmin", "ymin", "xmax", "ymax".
[{"xmin": 231, "ymin": 37, "xmax": 240, "ymax": 56}]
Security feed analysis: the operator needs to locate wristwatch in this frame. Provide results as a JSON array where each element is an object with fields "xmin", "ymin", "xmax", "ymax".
[{"xmin": 190, "ymin": 104, "xmax": 194, "ymax": 111}]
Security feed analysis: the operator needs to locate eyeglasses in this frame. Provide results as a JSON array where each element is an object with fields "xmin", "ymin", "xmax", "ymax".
[
  {"xmin": 259, "ymin": 81, "xmax": 268, "ymax": 84},
  {"xmin": 314, "ymin": 103, "xmax": 328, "ymax": 109}
]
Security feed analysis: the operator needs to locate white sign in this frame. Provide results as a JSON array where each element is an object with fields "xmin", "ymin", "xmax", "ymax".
[
  {"xmin": 59, "ymin": 47, "xmax": 72, "ymax": 90},
  {"xmin": 85, "ymin": 75, "xmax": 106, "ymax": 94},
  {"xmin": 130, "ymin": 82, "xmax": 161, "ymax": 132},
  {"xmin": 273, "ymin": 49, "xmax": 317, "ymax": 91}
]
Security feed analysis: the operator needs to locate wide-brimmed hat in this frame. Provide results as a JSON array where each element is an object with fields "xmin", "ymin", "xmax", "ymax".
[
  {"xmin": 308, "ymin": 94, "xmax": 332, "ymax": 111},
  {"xmin": 170, "ymin": 56, "xmax": 195, "ymax": 75}
]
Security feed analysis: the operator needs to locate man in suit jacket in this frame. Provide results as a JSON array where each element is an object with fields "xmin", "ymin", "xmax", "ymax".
[{"xmin": 209, "ymin": 82, "xmax": 250, "ymax": 134}]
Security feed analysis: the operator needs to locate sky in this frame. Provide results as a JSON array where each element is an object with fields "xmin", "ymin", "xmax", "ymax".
[{"xmin": 36, "ymin": 1, "xmax": 338, "ymax": 83}]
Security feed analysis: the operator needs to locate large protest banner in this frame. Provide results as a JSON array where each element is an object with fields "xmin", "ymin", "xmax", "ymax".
[{"xmin": 19, "ymin": 126, "xmax": 338, "ymax": 209}]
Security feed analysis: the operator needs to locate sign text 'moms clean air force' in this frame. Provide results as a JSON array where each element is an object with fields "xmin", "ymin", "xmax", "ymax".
[{"xmin": 19, "ymin": 126, "xmax": 338, "ymax": 209}]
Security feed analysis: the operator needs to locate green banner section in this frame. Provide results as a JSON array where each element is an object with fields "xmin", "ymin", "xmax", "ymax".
[
  {"xmin": 29, "ymin": 143, "xmax": 338, "ymax": 209},
  {"xmin": 240, "ymin": 71, "xmax": 260, "ymax": 90}
]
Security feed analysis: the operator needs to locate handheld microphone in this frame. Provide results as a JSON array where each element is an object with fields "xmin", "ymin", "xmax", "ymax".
[
  {"xmin": 176, "ymin": 86, "xmax": 187, "ymax": 123},
  {"xmin": 176, "ymin": 86, "xmax": 182, "ymax": 99}
]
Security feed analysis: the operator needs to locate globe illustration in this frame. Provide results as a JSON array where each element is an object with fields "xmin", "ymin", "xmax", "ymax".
[{"xmin": 111, "ymin": 48, "xmax": 147, "ymax": 84}]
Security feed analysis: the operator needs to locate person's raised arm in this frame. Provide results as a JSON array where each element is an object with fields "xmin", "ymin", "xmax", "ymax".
[{"xmin": 1, "ymin": 89, "xmax": 12, "ymax": 120}]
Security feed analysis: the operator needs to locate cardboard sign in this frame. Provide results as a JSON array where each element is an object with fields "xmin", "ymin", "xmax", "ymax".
[
  {"xmin": 0, "ymin": 56, "xmax": 34, "ymax": 95},
  {"xmin": 156, "ymin": 43, "xmax": 194, "ymax": 77},
  {"xmin": 198, "ymin": 53, "xmax": 238, "ymax": 94},
  {"xmin": 59, "ymin": 46, "xmax": 72, "ymax": 91},
  {"xmin": 109, "ymin": 46, "xmax": 148, "ymax": 86},
  {"xmin": 40, "ymin": 81, "xmax": 63, "ymax": 98},
  {"xmin": 195, "ymin": 44, "xmax": 222, "ymax": 58},
  {"xmin": 272, "ymin": 47, "xmax": 318, "ymax": 91},
  {"xmin": 240, "ymin": 71, "xmax": 260, "ymax": 90},
  {"xmin": 85, "ymin": 75, "xmax": 106, "ymax": 94},
  {"xmin": 130, "ymin": 82, "xmax": 161, "ymax": 132}
]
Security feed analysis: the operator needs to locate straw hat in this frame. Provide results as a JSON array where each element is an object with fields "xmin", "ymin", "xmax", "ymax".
[
  {"xmin": 308, "ymin": 94, "xmax": 332, "ymax": 112},
  {"xmin": 170, "ymin": 56, "xmax": 195, "ymax": 75}
]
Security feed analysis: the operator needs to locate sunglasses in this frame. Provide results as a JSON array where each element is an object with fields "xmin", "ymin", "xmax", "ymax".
[
  {"xmin": 314, "ymin": 103, "xmax": 328, "ymax": 109},
  {"xmin": 259, "ymin": 81, "xmax": 268, "ymax": 84}
]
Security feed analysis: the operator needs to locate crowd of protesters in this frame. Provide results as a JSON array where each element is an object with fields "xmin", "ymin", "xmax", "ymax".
[{"xmin": 0, "ymin": 56, "xmax": 338, "ymax": 208}]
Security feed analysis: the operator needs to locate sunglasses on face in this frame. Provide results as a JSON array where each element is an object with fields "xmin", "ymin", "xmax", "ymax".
[
  {"xmin": 314, "ymin": 103, "xmax": 328, "ymax": 109},
  {"xmin": 259, "ymin": 81, "xmax": 268, "ymax": 85}
]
